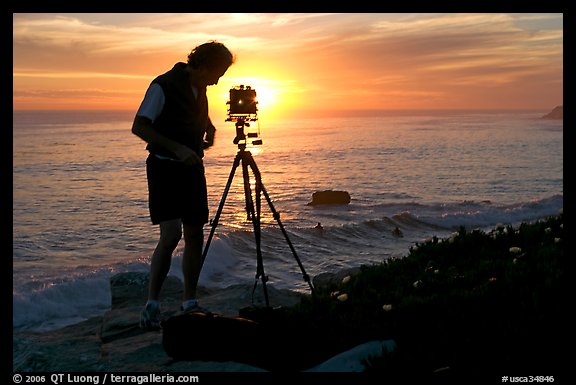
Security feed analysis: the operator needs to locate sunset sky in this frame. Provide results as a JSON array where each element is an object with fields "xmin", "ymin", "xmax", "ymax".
[{"xmin": 13, "ymin": 13, "xmax": 563, "ymax": 120}]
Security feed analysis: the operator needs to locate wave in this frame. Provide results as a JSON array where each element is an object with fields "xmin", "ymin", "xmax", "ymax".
[
  {"xmin": 307, "ymin": 194, "xmax": 563, "ymax": 231},
  {"xmin": 414, "ymin": 194, "xmax": 564, "ymax": 230},
  {"xmin": 12, "ymin": 236, "xmax": 260, "ymax": 332},
  {"xmin": 13, "ymin": 272, "xmax": 113, "ymax": 332}
]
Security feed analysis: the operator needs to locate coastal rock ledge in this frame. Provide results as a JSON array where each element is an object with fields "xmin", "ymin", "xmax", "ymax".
[
  {"xmin": 541, "ymin": 105, "xmax": 563, "ymax": 120},
  {"xmin": 13, "ymin": 271, "xmax": 392, "ymax": 372}
]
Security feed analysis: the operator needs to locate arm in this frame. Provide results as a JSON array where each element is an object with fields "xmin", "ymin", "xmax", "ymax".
[{"xmin": 132, "ymin": 115, "xmax": 202, "ymax": 167}]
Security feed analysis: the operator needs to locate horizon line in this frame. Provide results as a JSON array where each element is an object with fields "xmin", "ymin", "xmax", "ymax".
[{"xmin": 13, "ymin": 106, "xmax": 559, "ymax": 113}]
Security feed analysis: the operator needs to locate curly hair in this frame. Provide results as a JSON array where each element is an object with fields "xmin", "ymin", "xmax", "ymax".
[{"xmin": 187, "ymin": 41, "xmax": 235, "ymax": 70}]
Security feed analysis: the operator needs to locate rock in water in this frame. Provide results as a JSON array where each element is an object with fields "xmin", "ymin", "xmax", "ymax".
[{"xmin": 308, "ymin": 190, "xmax": 351, "ymax": 205}]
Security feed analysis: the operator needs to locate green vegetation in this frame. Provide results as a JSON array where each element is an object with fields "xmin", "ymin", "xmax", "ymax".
[{"xmin": 286, "ymin": 211, "xmax": 565, "ymax": 376}]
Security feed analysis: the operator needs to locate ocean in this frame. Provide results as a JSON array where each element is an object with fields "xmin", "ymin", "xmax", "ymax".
[{"xmin": 12, "ymin": 109, "xmax": 563, "ymax": 332}]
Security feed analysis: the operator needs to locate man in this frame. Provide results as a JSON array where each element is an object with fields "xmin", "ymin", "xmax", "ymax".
[{"xmin": 132, "ymin": 41, "xmax": 235, "ymax": 330}]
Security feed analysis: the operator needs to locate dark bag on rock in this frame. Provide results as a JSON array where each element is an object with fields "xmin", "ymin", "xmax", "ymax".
[
  {"xmin": 161, "ymin": 307, "xmax": 325, "ymax": 371},
  {"xmin": 161, "ymin": 311, "xmax": 266, "ymax": 367}
]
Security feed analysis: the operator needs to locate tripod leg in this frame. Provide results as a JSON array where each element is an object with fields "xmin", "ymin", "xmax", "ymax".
[
  {"xmin": 201, "ymin": 153, "xmax": 241, "ymax": 262},
  {"xmin": 246, "ymin": 155, "xmax": 315, "ymax": 294},
  {"xmin": 241, "ymin": 152, "xmax": 270, "ymax": 308},
  {"xmin": 241, "ymin": 154, "xmax": 253, "ymax": 221}
]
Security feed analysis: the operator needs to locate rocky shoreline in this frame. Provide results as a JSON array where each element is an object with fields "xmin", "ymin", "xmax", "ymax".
[{"xmin": 14, "ymin": 268, "xmax": 383, "ymax": 372}]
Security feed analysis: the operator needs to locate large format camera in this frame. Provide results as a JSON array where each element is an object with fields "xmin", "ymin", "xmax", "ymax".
[
  {"xmin": 226, "ymin": 85, "xmax": 261, "ymax": 147},
  {"xmin": 227, "ymin": 85, "xmax": 258, "ymax": 116}
]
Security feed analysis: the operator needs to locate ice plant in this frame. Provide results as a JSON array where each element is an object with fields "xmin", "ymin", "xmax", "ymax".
[{"xmin": 337, "ymin": 293, "xmax": 348, "ymax": 302}]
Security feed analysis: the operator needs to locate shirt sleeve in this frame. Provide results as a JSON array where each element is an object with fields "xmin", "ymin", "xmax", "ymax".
[{"xmin": 136, "ymin": 83, "xmax": 165, "ymax": 122}]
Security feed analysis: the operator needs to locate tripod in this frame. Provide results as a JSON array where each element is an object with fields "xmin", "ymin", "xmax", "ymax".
[{"xmin": 201, "ymin": 120, "xmax": 314, "ymax": 308}]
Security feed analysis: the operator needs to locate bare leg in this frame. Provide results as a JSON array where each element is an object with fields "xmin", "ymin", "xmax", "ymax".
[
  {"xmin": 148, "ymin": 219, "xmax": 182, "ymax": 301},
  {"xmin": 182, "ymin": 223, "xmax": 204, "ymax": 300}
]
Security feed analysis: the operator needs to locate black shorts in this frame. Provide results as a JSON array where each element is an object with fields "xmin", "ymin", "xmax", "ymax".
[{"xmin": 146, "ymin": 154, "xmax": 209, "ymax": 226}]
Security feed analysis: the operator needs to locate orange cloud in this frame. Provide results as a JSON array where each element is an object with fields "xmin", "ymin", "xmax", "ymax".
[{"xmin": 13, "ymin": 13, "xmax": 563, "ymax": 115}]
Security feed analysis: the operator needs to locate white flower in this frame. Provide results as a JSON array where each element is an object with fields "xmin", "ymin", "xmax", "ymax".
[
  {"xmin": 341, "ymin": 275, "xmax": 351, "ymax": 285},
  {"xmin": 337, "ymin": 293, "xmax": 348, "ymax": 302},
  {"xmin": 330, "ymin": 291, "xmax": 340, "ymax": 297},
  {"xmin": 509, "ymin": 247, "xmax": 522, "ymax": 254},
  {"xmin": 382, "ymin": 304, "xmax": 393, "ymax": 311},
  {"xmin": 545, "ymin": 227, "xmax": 552, "ymax": 234},
  {"xmin": 555, "ymin": 238, "xmax": 561, "ymax": 243},
  {"xmin": 413, "ymin": 280, "xmax": 422, "ymax": 288}
]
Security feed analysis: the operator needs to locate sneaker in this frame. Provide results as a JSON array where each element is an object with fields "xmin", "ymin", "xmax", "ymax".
[
  {"xmin": 180, "ymin": 300, "xmax": 207, "ymax": 314},
  {"xmin": 140, "ymin": 303, "xmax": 161, "ymax": 331}
]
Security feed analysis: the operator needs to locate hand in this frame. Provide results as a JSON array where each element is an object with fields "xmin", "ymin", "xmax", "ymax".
[
  {"xmin": 204, "ymin": 123, "xmax": 216, "ymax": 149},
  {"xmin": 174, "ymin": 145, "xmax": 203, "ymax": 168},
  {"xmin": 203, "ymin": 135, "xmax": 214, "ymax": 149}
]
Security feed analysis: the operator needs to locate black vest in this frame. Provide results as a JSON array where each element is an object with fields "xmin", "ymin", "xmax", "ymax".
[{"xmin": 146, "ymin": 62, "xmax": 209, "ymax": 159}]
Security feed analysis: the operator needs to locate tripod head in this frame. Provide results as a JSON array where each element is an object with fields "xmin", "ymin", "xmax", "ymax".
[{"xmin": 226, "ymin": 85, "xmax": 262, "ymax": 149}]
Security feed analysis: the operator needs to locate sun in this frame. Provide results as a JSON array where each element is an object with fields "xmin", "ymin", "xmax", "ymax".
[
  {"xmin": 208, "ymin": 71, "xmax": 303, "ymax": 123},
  {"xmin": 230, "ymin": 78, "xmax": 279, "ymax": 115},
  {"xmin": 219, "ymin": 76, "xmax": 282, "ymax": 119},
  {"xmin": 252, "ymin": 85, "xmax": 276, "ymax": 112}
]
